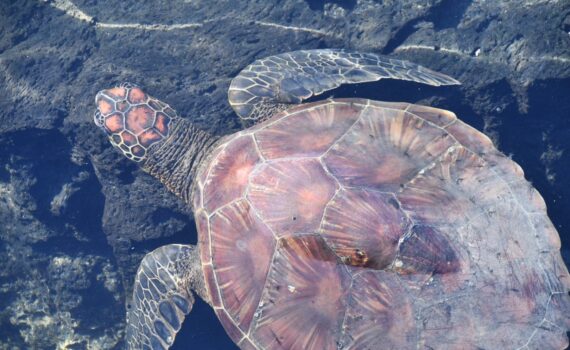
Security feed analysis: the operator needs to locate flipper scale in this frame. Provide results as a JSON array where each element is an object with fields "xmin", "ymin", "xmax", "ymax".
[{"xmin": 229, "ymin": 49, "xmax": 460, "ymax": 123}]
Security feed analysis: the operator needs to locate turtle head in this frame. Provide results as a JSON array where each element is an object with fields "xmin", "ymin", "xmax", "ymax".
[{"xmin": 94, "ymin": 83, "xmax": 173, "ymax": 162}]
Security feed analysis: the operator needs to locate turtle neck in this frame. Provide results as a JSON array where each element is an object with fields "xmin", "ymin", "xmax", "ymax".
[{"xmin": 142, "ymin": 117, "xmax": 220, "ymax": 204}]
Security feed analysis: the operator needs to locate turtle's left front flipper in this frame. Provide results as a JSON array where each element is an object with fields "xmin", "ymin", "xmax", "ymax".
[
  {"xmin": 126, "ymin": 244, "xmax": 208, "ymax": 350},
  {"xmin": 228, "ymin": 49, "xmax": 460, "ymax": 124}
]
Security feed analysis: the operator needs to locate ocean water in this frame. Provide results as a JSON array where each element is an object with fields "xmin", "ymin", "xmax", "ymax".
[{"xmin": 0, "ymin": 0, "xmax": 569, "ymax": 349}]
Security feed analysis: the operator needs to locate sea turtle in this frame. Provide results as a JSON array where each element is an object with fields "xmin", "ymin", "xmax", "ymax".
[{"xmin": 93, "ymin": 49, "xmax": 570, "ymax": 350}]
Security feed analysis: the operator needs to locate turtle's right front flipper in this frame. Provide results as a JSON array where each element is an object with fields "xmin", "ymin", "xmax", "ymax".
[
  {"xmin": 126, "ymin": 244, "xmax": 207, "ymax": 350},
  {"xmin": 228, "ymin": 49, "xmax": 460, "ymax": 124}
]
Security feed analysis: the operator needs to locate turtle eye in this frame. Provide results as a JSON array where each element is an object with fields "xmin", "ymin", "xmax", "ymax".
[{"xmin": 94, "ymin": 111, "xmax": 105, "ymax": 127}]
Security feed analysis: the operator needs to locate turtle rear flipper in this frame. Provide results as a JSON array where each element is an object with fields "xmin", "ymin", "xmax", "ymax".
[
  {"xmin": 228, "ymin": 49, "xmax": 460, "ymax": 123},
  {"xmin": 126, "ymin": 244, "xmax": 207, "ymax": 350}
]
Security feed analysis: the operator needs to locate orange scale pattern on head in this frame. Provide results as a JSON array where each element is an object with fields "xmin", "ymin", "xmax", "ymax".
[
  {"xmin": 154, "ymin": 112, "xmax": 170, "ymax": 135},
  {"xmin": 104, "ymin": 113, "xmax": 124, "ymax": 133},
  {"xmin": 138, "ymin": 128, "xmax": 163, "ymax": 147},
  {"xmin": 116, "ymin": 102, "xmax": 129, "ymax": 112},
  {"xmin": 97, "ymin": 98, "xmax": 114, "ymax": 116},
  {"xmin": 107, "ymin": 87, "xmax": 127, "ymax": 99},
  {"xmin": 127, "ymin": 87, "xmax": 147, "ymax": 104},
  {"xmin": 148, "ymin": 99, "xmax": 164, "ymax": 111},
  {"xmin": 125, "ymin": 106, "xmax": 155, "ymax": 135},
  {"xmin": 120, "ymin": 130, "xmax": 137, "ymax": 145},
  {"xmin": 131, "ymin": 145, "xmax": 145, "ymax": 157}
]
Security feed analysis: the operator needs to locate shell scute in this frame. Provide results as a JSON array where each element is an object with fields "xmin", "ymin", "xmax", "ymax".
[
  {"xmin": 247, "ymin": 158, "xmax": 337, "ymax": 236},
  {"xmin": 340, "ymin": 271, "xmax": 415, "ymax": 349},
  {"xmin": 203, "ymin": 135, "xmax": 262, "ymax": 213},
  {"xmin": 323, "ymin": 105, "xmax": 456, "ymax": 191},
  {"xmin": 251, "ymin": 234, "xmax": 350, "ymax": 350},
  {"xmin": 210, "ymin": 200, "xmax": 275, "ymax": 332},
  {"xmin": 320, "ymin": 188, "xmax": 409, "ymax": 269},
  {"xmin": 255, "ymin": 101, "xmax": 361, "ymax": 159},
  {"xmin": 192, "ymin": 99, "xmax": 570, "ymax": 349}
]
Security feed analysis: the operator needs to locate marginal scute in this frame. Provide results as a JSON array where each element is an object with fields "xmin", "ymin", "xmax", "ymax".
[
  {"xmin": 445, "ymin": 120, "xmax": 494, "ymax": 155},
  {"xmin": 367, "ymin": 100, "xmax": 410, "ymax": 111},
  {"xmin": 195, "ymin": 211, "xmax": 210, "ymax": 264},
  {"xmin": 247, "ymin": 158, "xmax": 337, "ymax": 236},
  {"xmin": 323, "ymin": 105, "xmax": 456, "ymax": 191},
  {"xmin": 191, "ymin": 183, "xmax": 203, "ymax": 212},
  {"xmin": 529, "ymin": 214, "xmax": 562, "ymax": 251},
  {"xmin": 406, "ymin": 103, "xmax": 457, "ymax": 127},
  {"xmin": 483, "ymin": 150, "xmax": 549, "ymax": 215},
  {"xmin": 397, "ymin": 146, "xmax": 511, "ymax": 226},
  {"xmin": 202, "ymin": 264, "xmax": 221, "ymax": 308},
  {"xmin": 216, "ymin": 308, "xmax": 244, "ymax": 344}
]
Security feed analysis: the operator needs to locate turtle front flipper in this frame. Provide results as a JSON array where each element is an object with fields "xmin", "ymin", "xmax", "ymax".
[
  {"xmin": 228, "ymin": 49, "xmax": 460, "ymax": 124},
  {"xmin": 126, "ymin": 244, "xmax": 208, "ymax": 350}
]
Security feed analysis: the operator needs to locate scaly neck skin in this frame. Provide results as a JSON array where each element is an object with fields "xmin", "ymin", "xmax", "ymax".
[{"xmin": 141, "ymin": 117, "xmax": 219, "ymax": 204}]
